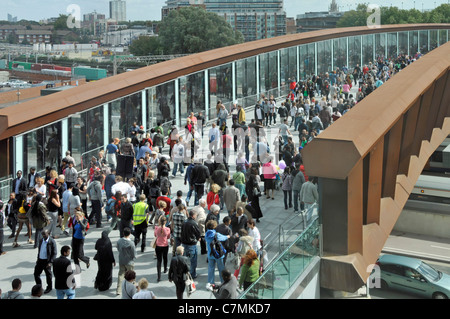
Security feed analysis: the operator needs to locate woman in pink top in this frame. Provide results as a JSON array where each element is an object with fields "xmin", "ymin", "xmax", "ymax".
[
  {"xmin": 342, "ymin": 83, "xmax": 350, "ymax": 99},
  {"xmin": 263, "ymin": 156, "xmax": 278, "ymax": 200},
  {"xmin": 154, "ymin": 216, "xmax": 171, "ymax": 282}
]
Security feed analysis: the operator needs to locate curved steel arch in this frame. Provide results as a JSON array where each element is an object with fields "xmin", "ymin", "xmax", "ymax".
[
  {"xmin": 0, "ymin": 24, "xmax": 448, "ymax": 140},
  {"xmin": 302, "ymin": 41, "xmax": 450, "ymax": 293}
]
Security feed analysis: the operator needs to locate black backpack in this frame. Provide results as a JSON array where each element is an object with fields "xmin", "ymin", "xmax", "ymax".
[{"xmin": 210, "ymin": 233, "xmax": 226, "ymax": 259}]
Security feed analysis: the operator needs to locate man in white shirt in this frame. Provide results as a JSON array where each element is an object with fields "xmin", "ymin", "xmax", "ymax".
[
  {"xmin": 208, "ymin": 122, "xmax": 220, "ymax": 155},
  {"xmin": 111, "ymin": 176, "xmax": 132, "ymax": 200},
  {"xmin": 172, "ymin": 137, "xmax": 185, "ymax": 177}
]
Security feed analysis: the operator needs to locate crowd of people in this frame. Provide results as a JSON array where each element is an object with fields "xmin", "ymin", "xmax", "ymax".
[{"xmin": 0, "ymin": 51, "xmax": 423, "ymax": 299}]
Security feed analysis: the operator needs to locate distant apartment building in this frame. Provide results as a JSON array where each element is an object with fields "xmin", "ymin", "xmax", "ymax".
[
  {"xmin": 161, "ymin": 0, "xmax": 287, "ymax": 42},
  {"xmin": 0, "ymin": 25, "xmax": 25, "ymax": 42},
  {"xmin": 15, "ymin": 29, "xmax": 52, "ymax": 44},
  {"xmin": 109, "ymin": 0, "xmax": 127, "ymax": 22},
  {"xmin": 83, "ymin": 12, "xmax": 114, "ymax": 36}
]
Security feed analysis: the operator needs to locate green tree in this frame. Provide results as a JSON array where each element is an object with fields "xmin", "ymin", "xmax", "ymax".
[
  {"xmin": 336, "ymin": 4, "xmax": 370, "ymax": 28},
  {"xmin": 129, "ymin": 35, "xmax": 162, "ymax": 55},
  {"xmin": 337, "ymin": 3, "xmax": 450, "ymax": 27},
  {"xmin": 53, "ymin": 14, "xmax": 70, "ymax": 30},
  {"xmin": 157, "ymin": 7, "xmax": 244, "ymax": 54}
]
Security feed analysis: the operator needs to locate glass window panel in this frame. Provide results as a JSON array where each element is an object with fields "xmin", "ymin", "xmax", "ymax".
[
  {"xmin": 429, "ymin": 30, "xmax": 438, "ymax": 51},
  {"xmin": 258, "ymin": 51, "xmax": 278, "ymax": 97},
  {"xmin": 280, "ymin": 48, "xmax": 289, "ymax": 95},
  {"xmin": 348, "ymin": 36, "xmax": 361, "ymax": 71},
  {"xmin": 43, "ymin": 123, "xmax": 61, "ymax": 173},
  {"xmin": 209, "ymin": 63, "xmax": 233, "ymax": 119},
  {"xmin": 69, "ymin": 113, "xmax": 87, "ymax": 171},
  {"xmin": 409, "ymin": 31, "xmax": 418, "ymax": 57},
  {"xmin": 24, "ymin": 130, "xmax": 40, "ymax": 174},
  {"xmin": 236, "ymin": 56, "xmax": 257, "ymax": 108},
  {"xmin": 147, "ymin": 81, "xmax": 176, "ymax": 134},
  {"xmin": 387, "ymin": 32, "xmax": 397, "ymax": 59},
  {"xmin": 398, "ymin": 31, "xmax": 408, "ymax": 55},
  {"xmin": 109, "ymin": 92, "xmax": 142, "ymax": 139},
  {"xmin": 24, "ymin": 123, "xmax": 61, "ymax": 175},
  {"xmin": 375, "ymin": 33, "xmax": 386, "ymax": 60},
  {"xmin": 280, "ymin": 47, "xmax": 297, "ymax": 95},
  {"xmin": 362, "ymin": 34, "xmax": 374, "ymax": 66},
  {"xmin": 70, "ymin": 107, "xmax": 103, "ymax": 171},
  {"xmin": 419, "ymin": 30, "xmax": 429, "ymax": 54},
  {"xmin": 333, "ymin": 37, "xmax": 347, "ymax": 71},
  {"xmin": 85, "ymin": 108, "xmax": 104, "ymax": 152},
  {"xmin": 179, "ymin": 71, "xmax": 205, "ymax": 121},
  {"xmin": 317, "ymin": 40, "xmax": 331, "ymax": 76},
  {"xmin": 438, "ymin": 30, "xmax": 448, "ymax": 46},
  {"xmin": 109, "ymin": 99, "xmax": 123, "ymax": 140},
  {"xmin": 299, "ymin": 43, "xmax": 315, "ymax": 80}
]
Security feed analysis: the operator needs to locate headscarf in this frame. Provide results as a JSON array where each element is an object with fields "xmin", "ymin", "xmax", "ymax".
[{"xmin": 95, "ymin": 229, "xmax": 115, "ymax": 262}]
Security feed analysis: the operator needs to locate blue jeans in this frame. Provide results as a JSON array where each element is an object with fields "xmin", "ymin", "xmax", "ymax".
[
  {"xmin": 294, "ymin": 117, "xmax": 301, "ymax": 130},
  {"xmin": 172, "ymin": 162, "xmax": 184, "ymax": 176},
  {"xmin": 182, "ymin": 244, "xmax": 198, "ymax": 278},
  {"xmin": 236, "ymin": 184, "xmax": 246, "ymax": 197},
  {"xmin": 207, "ymin": 257, "xmax": 225, "ymax": 284},
  {"xmin": 56, "ymin": 288, "xmax": 76, "ymax": 299},
  {"xmin": 219, "ymin": 118, "xmax": 226, "ymax": 127},
  {"xmin": 186, "ymin": 184, "xmax": 195, "ymax": 204}
]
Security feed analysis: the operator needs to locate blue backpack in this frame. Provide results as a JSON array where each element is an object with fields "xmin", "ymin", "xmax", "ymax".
[{"xmin": 105, "ymin": 198, "xmax": 116, "ymax": 215}]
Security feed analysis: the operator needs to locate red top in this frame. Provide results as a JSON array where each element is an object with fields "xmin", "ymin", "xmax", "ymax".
[
  {"xmin": 206, "ymin": 191, "xmax": 220, "ymax": 210},
  {"xmin": 156, "ymin": 195, "xmax": 171, "ymax": 215}
]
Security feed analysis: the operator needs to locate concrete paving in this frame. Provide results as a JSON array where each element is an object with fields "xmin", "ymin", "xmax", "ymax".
[
  {"xmin": 1, "ymin": 85, "xmax": 447, "ymax": 300},
  {"xmin": 0, "ymin": 97, "xmax": 306, "ymax": 300}
]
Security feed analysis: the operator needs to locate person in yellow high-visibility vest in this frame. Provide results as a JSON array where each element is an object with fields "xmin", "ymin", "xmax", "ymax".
[{"xmin": 132, "ymin": 194, "xmax": 150, "ymax": 253}]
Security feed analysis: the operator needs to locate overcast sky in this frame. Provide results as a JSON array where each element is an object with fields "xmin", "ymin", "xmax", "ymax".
[{"xmin": 4, "ymin": 0, "xmax": 447, "ymax": 22}]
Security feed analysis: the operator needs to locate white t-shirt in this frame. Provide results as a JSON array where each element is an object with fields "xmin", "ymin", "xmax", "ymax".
[
  {"xmin": 132, "ymin": 289, "xmax": 155, "ymax": 299},
  {"xmin": 248, "ymin": 227, "xmax": 261, "ymax": 250}
]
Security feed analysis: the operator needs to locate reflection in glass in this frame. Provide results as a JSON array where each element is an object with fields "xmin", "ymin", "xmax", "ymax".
[
  {"xmin": 209, "ymin": 63, "xmax": 232, "ymax": 118},
  {"xmin": 398, "ymin": 32, "xmax": 408, "ymax": 55},
  {"xmin": 317, "ymin": 40, "xmax": 331, "ymax": 76},
  {"xmin": 236, "ymin": 57, "xmax": 257, "ymax": 108},
  {"xmin": 348, "ymin": 36, "xmax": 361, "ymax": 69},
  {"xmin": 409, "ymin": 31, "xmax": 418, "ymax": 56},
  {"xmin": 333, "ymin": 37, "xmax": 347, "ymax": 71},
  {"xmin": 280, "ymin": 47, "xmax": 297, "ymax": 95},
  {"xmin": 362, "ymin": 34, "xmax": 374, "ymax": 65},
  {"xmin": 179, "ymin": 72, "xmax": 205, "ymax": 120},
  {"xmin": 24, "ymin": 123, "xmax": 61, "ymax": 174},
  {"xmin": 69, "ymin": 113, "xmax": 86, "ymax": 171},
  {"xmin": 109, "ymin": 92, "xmax": 142, "ymax": 139},
  {"xmin": 429, "ymin": 30, "xmax": 438, "ymax": 51},
  {"xmin": 147, "ymin": 81, "xmax": 176, "ymax": 132},
  {"xmin": 419, "ymin": 30, "xmax": 429, "ymax": 54},
  {"xmin": 438, "ymin": 30, "xmax": 448, "ymax": 46},
  {"xmin": 387, "ymin": 32, "xmax": 397, "ymax": 59},
  {"xmin": 299, "ymin": 43, "xmax": 315, "ymax": 79},
  {"xmin": 375, "ymin": 33, "xmax": 386, "ymax": 60},
  {"xmin": 259, "ymin": 51, "xmax": 278, "ymax": 97}
]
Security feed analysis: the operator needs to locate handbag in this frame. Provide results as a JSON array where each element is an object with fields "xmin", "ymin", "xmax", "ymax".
[
  {"xmin": 18, "ymin": 200, "xmax": 26, "ymax": 214},
  {"xmin": 225, "ymin": 252, "xmax": 241, "ymax": 270},
  {"xmin": 185, "ymin": 272, "xmax": 196, "ymax": 297},
  {"xmin": 151, "ymin": 238, "xmax": 157, "ymax": 249}
]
